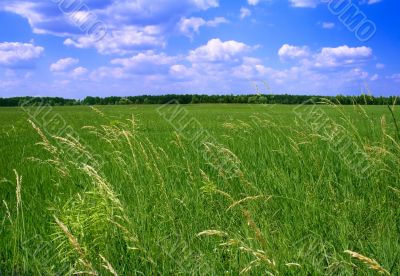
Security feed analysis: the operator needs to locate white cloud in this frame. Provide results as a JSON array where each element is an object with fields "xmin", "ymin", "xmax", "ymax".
[
  {"xmin": 89, "ymin": 38, "xmax": 263, "ymax": 92},
  {"xmin": 169, "ymin": 64, "xmax": 195, "ymax": 80},
  {"xmin": 376, "ymin": 63, "xmax": 385, "ymax": 69},
  {"xmin": 90, "ymin": 67, "xmax": 126, "ymax": 80},
  {"xmin": 50, "ymin": 58, "xmax": 79, "ymax": 72},
  {"xmin": 110, "ymin": 51, "xmax": 177, "ymax": 75},
  {"xmin": 0, "ymin": 0, "xmax": 222, "ymax": 55},
  {"xmin": 86, "ymin": 40, "xmax": 377, "ymax": 95},
  {"xmin": 370, "ymin": 74, "xmax": 379, "ymax": 81},
  {"xmin": 188, "ymin": 38, "xmax": 254, "ymax": 63},
  {"xmin": 322, "ymin": 22, "xmax": 335, "ymax": 29},
  {"xmin": 191, "ymin": 0, "xmax": 219, "ymax": 9},
  {"xmin": 90, "ymin": 50, "xmax": 180, "ymax": 81},
  {"xmin": 90, "ymin": 38, "xmax": 256, "ymax": 85},
  {"xmin": 359, "ymin": 0, "xmax": 382, "ymax": 5},
  {"xmin": 0, "ymin": 42, "xmax": 43, "ymax": 68},
  {"xmin": 49, "ymin": 59, "xmax": 88, "ymax": 80},
  {"xmin": 64, "ymin": 25, "xmax": 166, "ymax": 55},
  {"xmin": 313, "ymin": 46, "xmax": 372, "ymax": 68},
  {"xmin": 290, "ymin": 0, "xmax": 382, "ymax": 8},
  {"xmin": 178, "ymin": 16, "xmax": 228, "ymax": 37},
  {"xmin": 102, "ymin": 0, "xmax": 219, "ymax": 27},
  {"xmin": 265, "ymin": 44, "xmax": 376, "ymax": 93},
  {"xmin": 178, "ymin": 17, "xmax": 206, "ymax": 35},
  {"xmin": 280, "ymin": 44, "xmax": 373, "ymax": 68},
  {"xmin": 232, "ymin": 57, "xmax": 271, "ymax": 79},
  {"xmin": 289, "ymin": 0, "xmax": 320, "ymax": 8},
  {"xmin": 206, "ymin": 17, "xmax": 229, "ymax": 27},
  {"xmin": 387, "ymin": 73, "xmax": 400, "ymax": 82},
  {"xmin": 248, "ymin": 0, "xmax": 261, "ymax": 6},
  {"xmin": 240, "ymin": 7, "xmax": 252, "ymax": 19},
  {"xmin": 70, "ymin": 67, "xmax": 88, "ymax": 78},
  {"xmin": 247, "ymin": 0, "xmax": 273, "ymax": 6},
  {"xmin": 278, "ymin": 44, "xmax": 310, "ymax": 60}
]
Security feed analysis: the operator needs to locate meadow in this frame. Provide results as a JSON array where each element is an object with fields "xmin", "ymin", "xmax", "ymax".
[{"xmin": 0, "ymin": 103, "xmax": 399, "ymax": 275}]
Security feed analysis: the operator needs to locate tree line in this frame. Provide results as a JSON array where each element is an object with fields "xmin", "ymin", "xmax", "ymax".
[{"xmin": 0, "ymin": 94, "xmax": 398, "ymax": 107}]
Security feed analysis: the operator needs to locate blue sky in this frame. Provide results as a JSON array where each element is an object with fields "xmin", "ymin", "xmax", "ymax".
[{"xmin": 0, "ymin": 0, "xmax": 399, "ymax": 98}]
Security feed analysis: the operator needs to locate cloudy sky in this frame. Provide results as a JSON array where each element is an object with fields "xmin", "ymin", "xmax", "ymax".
[{"xmin": 0, "ymin": 0, "xmax": 399, "ymax": 98}]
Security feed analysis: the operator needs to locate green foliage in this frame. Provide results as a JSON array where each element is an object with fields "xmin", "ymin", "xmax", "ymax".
[{"xmin": 1, "ymin": 94, "xmax": 399, "ymax": 106}]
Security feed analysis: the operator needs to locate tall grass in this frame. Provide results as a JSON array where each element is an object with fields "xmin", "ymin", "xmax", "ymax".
[{"xmin": 0, "ymin": 103, "xmax": 399, "ymax": 274}]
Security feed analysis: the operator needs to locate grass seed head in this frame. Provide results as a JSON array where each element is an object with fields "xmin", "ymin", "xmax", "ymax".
[{"xmin": 344, "ymin": 250, "xmax": 390, "ymax": 275}]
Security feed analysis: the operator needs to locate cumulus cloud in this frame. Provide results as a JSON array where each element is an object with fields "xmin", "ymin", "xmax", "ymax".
[
  {"xmin": 178, "ymin": 17, "xmax": 228, "ymax": 37},
  {"xmin": 86, "ymin": 39, "xmax": 377, "ymax": 95},
  {"xmin": 322, "ymin": 22, "xmax": 335, "ymax": 29},
  {"xmin": 110, "ymin": 51, "xmax": 177, "ymax": 75},
  {"xmin": 0, "ymin": 0, "xmax": 221, "ymax": 55},
  {"xmin": 191, "ymin": 0, "xmax": 219, "ymax": 9},
  {"xmin": 188, "ymin": 38, "xmax": 254, "ymax": 63},
  {"xmin": 278, "ymin": 44, "xmax": 310, "ymax": 60},
  {"xmin": 232, "ymin": 57, "xmax": 271, "ymax": 79},
  {"xmin": 269, "ymin": 44, "xmax": 374, "ymax": 92},
  {"xmin": 289, "ymin": 0, "xmax": 320, "ymax": 8},
  {"xmin": 248, "ymin": 0, "xmax": 261, "ymax": 6},
  {"xmin": 89, "ymin": 38, "xmax": 255, "ymax": 82},
  {"xmin": 89, "ymin": 38, "xmax": 263, "ymax": 91},
  {"xmin": 387, "ymin": 73, "xmax": 400, "ymax": 82},
  {"xmin": 50, "ymin": 58, "xmax": 79, "ymax": 72},
  {"xmin": 370, "ymin": 74, "xmax": 379, "ymax": 81},
  {"xmin": 240, "ymin": 7, "xmax": 252, "ymax": 19},
  {"xmin": 313, "ymin": 45, "xmax": 372, "ymax": 68},
  {"xmin": 290, "ymin": 0, "xmax": 382, "ymax": 8},
  {"xmin": 70, "ymin": 66, "xmax": 88, "ymax": 78},
  {"xmin": 247, "ymin": 0, "xmax": 273, "ymax": 6},
  {"xmin": 359, "ymin": 0, "xmax": 382, "ymax": 4},
  {"xmin": 279, "ymin": 44, "xmax": 372, "ymax": 68},
  {"xmin": 0, "ymin": 42, "xmax": 43, "ymax": 68},
  {"xmin": 64, "ymin": 25, "xmax": 166, "ymax": 55},
  {"xmin": 90, "ymin": 67, "xmax": 125, "ymax": 80},
  {"xmin": 49, "ymin": 58, "xmax": 88, "ymax": 80},
  {"xmin": 90, "ymin": 51, "xmax": 181, "ymax": 81}
]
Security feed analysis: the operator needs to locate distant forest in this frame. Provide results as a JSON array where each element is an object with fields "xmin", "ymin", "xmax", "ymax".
[{"xmin": 0, "ymin": 94, "xmax": 398, "ymax": 106}]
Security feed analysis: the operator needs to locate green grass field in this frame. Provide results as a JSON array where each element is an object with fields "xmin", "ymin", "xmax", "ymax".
[{"xmin": 1, "ymin": 103, "xmax": 399, "ymax": 275}]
